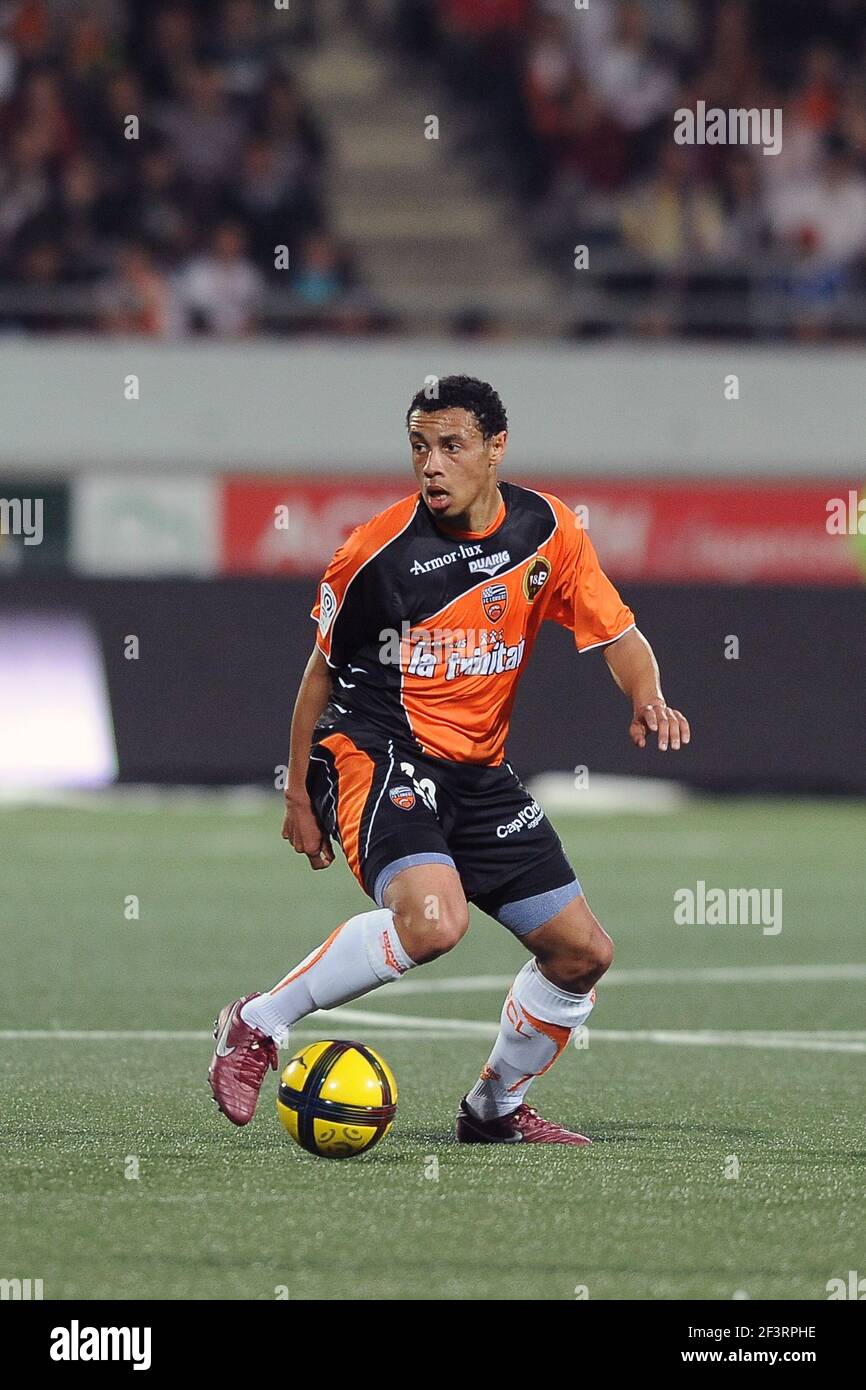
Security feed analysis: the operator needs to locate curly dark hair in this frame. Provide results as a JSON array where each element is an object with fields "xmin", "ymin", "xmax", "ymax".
[{"xmin": 406, "ymin": 375, "xmax": 508, "ymax": 439}]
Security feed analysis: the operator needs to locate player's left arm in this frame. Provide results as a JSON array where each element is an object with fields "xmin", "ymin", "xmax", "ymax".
[{"xmin": 603, "ymin": 628, "xmax": 691, "ymax": 752}]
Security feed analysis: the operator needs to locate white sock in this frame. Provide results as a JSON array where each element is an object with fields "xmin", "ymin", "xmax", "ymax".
[
  {"xmin": 240, "ymin": 909, "xmax": 416, "ymax": 1045},
  {"xmin": 466, "ymin": 959, "xmax": 596, "ymax": 1119}
]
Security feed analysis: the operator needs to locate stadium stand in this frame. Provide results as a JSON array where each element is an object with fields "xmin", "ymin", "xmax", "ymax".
[{"xmin": 2, "ymin": 0, "xmax": 866, "ymax": 337}]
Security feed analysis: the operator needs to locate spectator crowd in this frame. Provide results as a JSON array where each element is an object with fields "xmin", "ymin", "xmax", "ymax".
[
  {"xmin": 4, "ymin": 0, "xmax": 866, "ymax": 338},
  {"xmin": 402, "ymin": 0, "xmax": 866, "ymax": 337},
  {"xmin": 0, "ymin": 0, "xmax": 355, "ymax": 335}
]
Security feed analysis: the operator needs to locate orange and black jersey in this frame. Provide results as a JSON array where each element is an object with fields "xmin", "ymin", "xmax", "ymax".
[{"xmin": 310, "ymin": 481, "xmax": 635, "ymax": 766}]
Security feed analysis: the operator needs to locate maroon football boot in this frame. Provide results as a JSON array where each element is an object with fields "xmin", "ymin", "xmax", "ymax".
[
  {"xmin": 456, "ymin": 1096, "xmax": 591, "ymax": 1145},
  {"xmin": 208, "ymin": 993, "xmax": 278, "ymax": 1126}
]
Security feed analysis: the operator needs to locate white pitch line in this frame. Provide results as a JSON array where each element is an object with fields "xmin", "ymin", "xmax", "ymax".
[
  {"xmin": 0, "ymin": 1027, "xmax": 497, "ymax": 1043},
  {"xmin": 601, "ymin": 964, "xmax": 866, "ymax": 986},
  {"xmin": 388, "ymin": 963, "xmax": 866, "ymax": 994},
  {"xmin": 0, "ymin": 1008, "xmax": 496, "ymax": 1043},
  {"xmin": 0, "ymin": 1030, "xmax": 215, "ymax": 1041},
  {"xmin": 593, "ymin": 1030, "xmax": 866, "ymax": 1054},
  {"xmin": 328, "ymin": 1007, "xmax": 494, "ymax": 1033},
  {"xmin": 2, "ymin": 1025, "xmax": 866, "ymax": 1053}
]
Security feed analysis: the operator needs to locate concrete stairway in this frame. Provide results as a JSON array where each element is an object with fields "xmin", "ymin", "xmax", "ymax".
[{"xmin": 297, "ymin": 9, "xmax": 556, "ymax": 321}]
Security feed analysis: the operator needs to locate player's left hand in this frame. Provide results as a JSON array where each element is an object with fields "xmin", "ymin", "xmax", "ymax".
[{"xmin": 629, "ymin": 701, "xmax": 690, "ymax": 752}]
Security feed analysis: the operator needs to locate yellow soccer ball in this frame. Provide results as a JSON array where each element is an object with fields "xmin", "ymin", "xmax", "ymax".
[{"xmin": 276, "ymin": 1040, "xmax": 397, "ymax": 1159}]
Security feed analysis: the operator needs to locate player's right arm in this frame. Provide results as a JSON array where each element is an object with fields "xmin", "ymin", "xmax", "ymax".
[
  {"xmin": 283, "ymin": 495, "xmax": 416, "ymax": 865},
  {"xmin": 281, "ymin": 645, "xmax": 335, "ymax": 869}
]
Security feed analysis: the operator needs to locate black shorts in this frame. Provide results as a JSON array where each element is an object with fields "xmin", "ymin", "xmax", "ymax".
[{"xmin": 306, "ymin": 722, "xmax": 581, "ymax": 937}]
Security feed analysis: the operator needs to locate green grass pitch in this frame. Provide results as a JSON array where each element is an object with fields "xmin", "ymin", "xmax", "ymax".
[{"xmin": 1, "ymin": 794, "xmax": 864, "ymax": 1301}]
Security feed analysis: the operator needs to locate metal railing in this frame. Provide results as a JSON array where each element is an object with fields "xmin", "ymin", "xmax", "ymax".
[{"xmin": 0, "ymin": 250, "xmax": 863, "ymax": 338}]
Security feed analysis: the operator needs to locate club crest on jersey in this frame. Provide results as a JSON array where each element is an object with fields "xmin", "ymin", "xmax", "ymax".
[
  {"xmin": 482, "ymin": 583, "xmax": 508, "ymax": 622},
  {"xmin": 523, "ymin": 556, "xmax": 551, "ymax": 601},
  {"xmin": 389, "ymin": 785, "xmax": 416, "ymax": 811}
]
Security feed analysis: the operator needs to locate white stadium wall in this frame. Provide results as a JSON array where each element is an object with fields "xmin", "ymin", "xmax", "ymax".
[{"xmin": 0, "ymin": 341, "xmax": 864, "ymax": 477}]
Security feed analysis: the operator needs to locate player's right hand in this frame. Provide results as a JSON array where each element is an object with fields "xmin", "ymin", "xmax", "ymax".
[{"xmin": 281, "ymin": 793, "xmax": 334, "ymax": 870}]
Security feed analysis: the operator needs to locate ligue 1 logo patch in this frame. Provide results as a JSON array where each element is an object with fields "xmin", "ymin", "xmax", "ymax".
[
  {"xmin": 389, "ymin": 785, "xmax": 416, "ymax": 811},
  {"xmin": 482, "ymin": 582, "xmax": 508, "ymax": 622},
  {"xmin": 523, "ymin": 556, "xmax": 551, "ymax": 602},
  {"xmin": 318, "ymin": 582, "xmax": 337, "ymax": 636}
]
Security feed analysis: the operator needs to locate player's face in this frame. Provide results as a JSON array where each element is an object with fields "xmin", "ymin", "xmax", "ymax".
[{"xmin": 408, "ymin": 408, "xmax": 506, "ymax": 524}]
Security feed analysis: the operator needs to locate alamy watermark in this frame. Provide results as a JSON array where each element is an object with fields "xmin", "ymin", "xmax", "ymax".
[
  {"xmin": 378, "ymin": 623, "xmax": 524, "ymax": 680},
  {"xmin": 674, "ymin": 881, "xmax": 782, "ymax": 936},
  {"xmin": 50, "ymin": 1322, "xmax": 151, "ymax": 1370},
  {"xmin": 1, "ymin": 1276, "xmax": 43, "ymax": 1299},
  {"xmin": 0, "ymin": 497, "xmax": 43, "ymax": 545},
  {"xmin": 826, "ymin": 1270, "xmax": 866, "ymax": 1299},
  {"xmin": 674, "ymin": 102, "xmax": 782, "ymax": 157},
  {"xmin": 826, "ymin": 491, "xmax": 866, "ymax": 536}
]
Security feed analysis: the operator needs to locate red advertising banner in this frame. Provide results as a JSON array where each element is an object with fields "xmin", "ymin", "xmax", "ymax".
[
  {"xmin": 221, "ymin": 477, "xmax": 866, "ymax": 585},
  {"xmin": 222, "ymin": 479, "xmax": 408, "ymax": 577}
]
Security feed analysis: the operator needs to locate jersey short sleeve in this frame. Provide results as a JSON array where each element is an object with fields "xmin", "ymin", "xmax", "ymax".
[
  {"xmin": 311, "ymin": 530, "xmax": 374, "ymax": 668},
  {"xmin": 310, "ymin": 494, "xmax": 419, "ymax": 669},
  {"xmin": 541, "ymin": 494, "xmax": 635, "ymax": 653}
]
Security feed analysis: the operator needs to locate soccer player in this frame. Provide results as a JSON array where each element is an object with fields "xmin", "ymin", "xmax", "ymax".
[{"xmin": 209, "ymin": 376, "xmax": 690, "ymax": 1143}]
